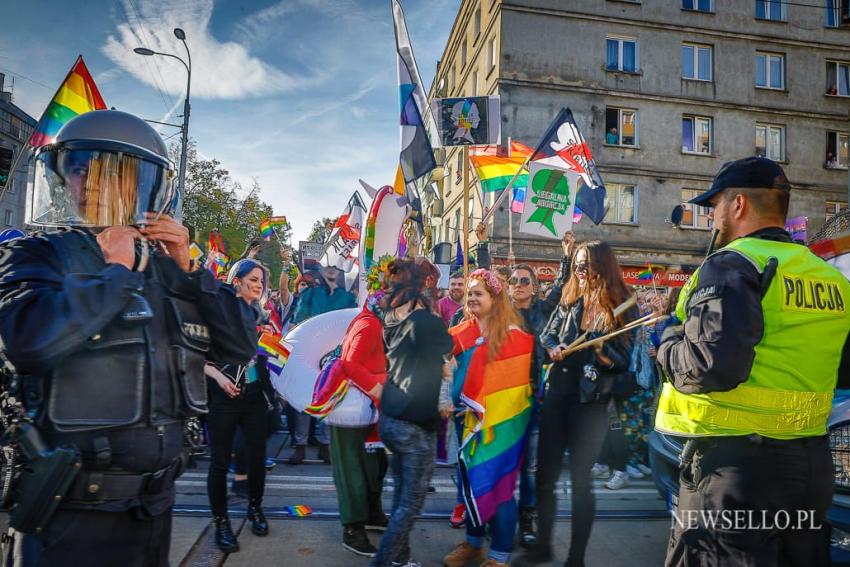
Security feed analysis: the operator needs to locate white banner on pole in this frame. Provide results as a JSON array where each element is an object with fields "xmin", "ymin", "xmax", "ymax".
[{"xmin": 518, "ymin": 162, "xmax": 577, "ymax": 240}]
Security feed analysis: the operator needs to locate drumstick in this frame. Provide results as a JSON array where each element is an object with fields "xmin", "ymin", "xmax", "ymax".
[
  {"xmin": 562, "ymin": 314, "xmax": 667, "ymax": 357},
  {"xmin": 564, "ymin": 295, "xmax": 638, "ymax": 350}
]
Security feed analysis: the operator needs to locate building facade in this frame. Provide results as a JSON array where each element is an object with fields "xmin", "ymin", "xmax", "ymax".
[
  {"xmin": 425, "ymin": 0, "xmax": 850, "ymax": 287},
  {"xmin": 0, "ymin": 73, "xmax": 36, "ymax": 231}
]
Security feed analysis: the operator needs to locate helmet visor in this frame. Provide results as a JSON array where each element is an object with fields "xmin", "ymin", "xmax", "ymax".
[{"xmin": 29, "ymin": 146, "xmax": 175, "ymax": 227}]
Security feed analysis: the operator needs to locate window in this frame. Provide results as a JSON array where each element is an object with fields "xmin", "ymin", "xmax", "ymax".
[
  {"xmin": 3, "ymin": 210, "xmax": 11, "ymax": 227},
  {"xmin": 450, "ymin": 66, "xmax": 456, "ymax": 92},
  {"xmin": 682, "ymin": 43, "xmax": 712, "ymax": 81},
  {"xmin": 473, "ymin": 6, "xmax": 481, "ymax": 37},
  {"xmin": 826, "ymin": 131, "xmax": 850, "ymax": 168},
  {"xmin": 826, "ymin": 61, "xmax": 850, "ymax": 96},
  {"xmin": 456, "ymin": 151, "xmax": 463, "ymax": 180},
  {"xmin": 487, "ymin": 37, "xmax": 497, "ymax": 71},
  {"xmin": 453, "ymin": 209, "xmax": 461, "ymax": 240},
  {"xmin": 756, "ymin": 0, "xmax": 786, "ymax": 21},
  {"xmin": 680, "ymin": 190, "xmax": 713, "ymax": 229},
  {"xmin": 682, "ymin": 116, "xmax": 712, "ymax": 155},
  {"xmin": 683, "ymin": 0, "xmax": 712, "ymax": 11},
  {"xmin": 827, "ymin": 201, "xmax": 848, "ymax": 222},
  {"xmin": 605, "ymin": 108, "xmax": 638, "ymax": 147},
  {"xmin": 827, "ymin": 0, "xmax": 850, "ymax": 27},
  {"xmin": 471, "ymin": 69, "xmax": 478, "ymax": 96},
  {"xmin": 756, "ymin": 123, "xmax": 785, "ymax": 161},
  {"xmin": 461, "ymin": 39, "xmax": 467, "ymax": 68},
  {"xmin": 606, "ymin": 36, "xmax": 638, "ymax": 72},
  {"xmin": 756, "ymin": 52, "xmax": 784, "ymax": 90},
  {"xmin": 604, "ymin": 184, "xmax": 638, "ymax": 224},
  {"xmin": 9, "ymin": 117, "xmax": 21, "ymax": 139}
]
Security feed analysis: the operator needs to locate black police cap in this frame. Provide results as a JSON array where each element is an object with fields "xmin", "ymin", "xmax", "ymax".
[{"xmin": 690, "ymin": 156, "xmax": 791, "ymax": 206}]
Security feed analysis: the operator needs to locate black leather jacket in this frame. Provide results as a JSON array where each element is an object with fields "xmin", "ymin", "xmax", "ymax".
[{"xmin": 540, "ymin": 297, "xmax": 635, "ymax": 403}]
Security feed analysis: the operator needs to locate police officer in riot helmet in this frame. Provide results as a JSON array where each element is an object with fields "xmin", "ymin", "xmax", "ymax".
[{"xmin": 0, "ymin": 109, "xmax": 257, "ymax": 566}]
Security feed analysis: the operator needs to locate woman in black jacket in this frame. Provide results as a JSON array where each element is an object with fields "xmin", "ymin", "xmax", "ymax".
[
  {"xmin": 521, "ymin": 240, "xmax": 635, "ymax": 567},
  {"xmin": 205, "ymin": 259, "xmax": 274, "ymax": 552}
]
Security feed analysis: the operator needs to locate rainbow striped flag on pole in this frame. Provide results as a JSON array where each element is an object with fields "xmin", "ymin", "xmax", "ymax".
[
  {"xmin": 259, "ymin": 216, "xmax": 288, "ymax": 241},
  {"xmin": 469, "ymin": 141, "xmax": 533, "ymax": 193},
  {"xmin": 29, "ymin": 56, "xmax": 107, "ymax": 148}
]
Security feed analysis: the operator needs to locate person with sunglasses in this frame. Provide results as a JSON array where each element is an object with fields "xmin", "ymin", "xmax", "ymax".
[{"xmin": 520, "ymin": 240, "xmax": 636, "ymax": 567}]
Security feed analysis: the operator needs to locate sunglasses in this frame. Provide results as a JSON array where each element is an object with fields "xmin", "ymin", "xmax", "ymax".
[
  {"xmin": 574, "ymin": 262, "xmax": 590, "ymax": 273},
  {"xmin": 508, "ymin": 276, "xmax": 532, "ymax": 286}
]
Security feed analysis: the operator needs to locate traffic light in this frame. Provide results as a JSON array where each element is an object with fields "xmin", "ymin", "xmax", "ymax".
[{"xmin": 0, "ymin": 147, "xmax": 13, "ymax": 188}]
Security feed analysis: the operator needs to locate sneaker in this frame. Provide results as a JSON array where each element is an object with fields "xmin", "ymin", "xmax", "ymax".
[
  {"xmin": 443, "ymin": 541, "xmax": 486, "ymax": 567},
  {"xmin": 637, "ymin": 463, "xmax": 653, "ymax": 476},
  {"xmin": 288, "ymin": 445, "xmax": 306, "ymax": 465},
  {"xmin": 590, "ymin": 463, "xmax": 610, "ymax": 479},
  {"xmin": 450, "ymin": 503, "xmax": 466, "ymax": 528},
  {"xmin": 365, "ymin": 514, "xmax": 389, "ymax": 531},
  {"xmin": 342, "ymin": 527, "xmax": 377, "ymax": 557},
  {"xmin": 480, "ymin": 560, "xmax": 509, "ymax": 567},
  {"xmin": 605, "ymin": 470, "xmax": 629, "ymax": 490},
  {"xmin": 391, "ymin": 561, "xmax": 422, "ymax": 567},
  {"xmin": 264, "ymin": 458, "xmax": 276, "ymax": 470},
  {"xmin": 518, "ymin": 507, "xmax": 537, "ymax": 547},
  {"xmin": 625, "ymin": 464, "xmax": 645, "ymax": 479}
]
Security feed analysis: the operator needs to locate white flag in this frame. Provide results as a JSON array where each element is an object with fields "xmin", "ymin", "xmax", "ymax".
[
  {"xmin": 518, "ymin": 162, "xmax": 578, "ymax": 239},
  {"xmin": 323, "ymin": 192, "xmax": 367, "ymax": 272}
]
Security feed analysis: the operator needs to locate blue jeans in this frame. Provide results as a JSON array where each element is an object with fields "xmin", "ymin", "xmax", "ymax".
[
  {"xmin": 519, "ymin": 405, "xmax": 540, "ymax": 509},
  {"xmin": 454, "ymin": 413, "xmax": 465, "ymax": 504},
  {"xmin": 370, "ymin": 415, "xmax": 436, "ymax": 567},
  {"xmin": 466, "ymin": 497, "xmax": 518, "ymax": 562}
]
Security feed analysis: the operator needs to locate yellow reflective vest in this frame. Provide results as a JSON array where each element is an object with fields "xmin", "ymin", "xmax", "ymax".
[{"xmin": 655, "ymin": 236, "xmax": 850, "ymax": 439}]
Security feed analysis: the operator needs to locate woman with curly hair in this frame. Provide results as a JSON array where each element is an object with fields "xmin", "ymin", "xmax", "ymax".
[
  {"xmin": 370, "ymin": 257, "xmax": 454, "ymax": 567},
  {"xmin": 521, "ymin": 240, "xmax": 636, "ymax": 567},
  {"xmin": 442, "ymin": 269, "xmax": 535, "ymax": 567}
]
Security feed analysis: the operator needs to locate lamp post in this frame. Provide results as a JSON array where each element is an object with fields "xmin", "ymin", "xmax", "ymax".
[{"xmin": 134, "ymin": 27, "xmax": 192, "ymax": 214}]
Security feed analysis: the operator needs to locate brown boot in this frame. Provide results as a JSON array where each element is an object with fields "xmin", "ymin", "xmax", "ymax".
[
  {"xmin": 288, "ymin": 445, "xmax": 306, "ymax": 465},
  {"xmin": 443, "ymin": 541, "xmax": 485, "ymax": 567}
]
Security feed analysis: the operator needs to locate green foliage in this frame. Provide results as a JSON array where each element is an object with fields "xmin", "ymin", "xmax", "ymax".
[
  {"xmin": 171, "ymin": 140, "xmax": 291, "ymax": 285},
  {"xmin": 307, "ymin": 217, "xmax": 339, "ymax": 245}
]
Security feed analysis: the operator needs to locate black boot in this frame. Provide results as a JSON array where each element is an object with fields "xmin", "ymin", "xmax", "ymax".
[
  {"xmin": 519, "ymin": 506, "xmax": 537, "ymax": 548},
  {"xmin": 213, "ymin": 516, "xmax": 239, "ymax": 553},
  {"xmin": 342, "ymin": 525, "xmax": 377, "ymax": 557},
  {"xmin": 247, "ymin": 502, "xmax": 269, "ymax": 536}
]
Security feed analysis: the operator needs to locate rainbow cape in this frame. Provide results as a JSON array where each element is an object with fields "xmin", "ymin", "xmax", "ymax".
[
  {"xmin": 29, "ymin": 56, "xmax": 107, "ymax": 148},
  {"xmin": 450, "ymin": 320, "xmax": 534, "ymax": 527},
  {"xmin": 469, "ymin": 141, "xmax": 533, "ymax": 193}
]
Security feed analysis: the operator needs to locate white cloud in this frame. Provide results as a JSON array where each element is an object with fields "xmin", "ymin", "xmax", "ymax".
[{"xmin": 102, "ymin": 0, "xmax": 320, "ymax": 100}]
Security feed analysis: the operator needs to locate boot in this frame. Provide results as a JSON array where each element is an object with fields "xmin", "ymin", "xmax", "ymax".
[
  {"xmin": 443, "ymin": 542, "xmax": 486, "ymax": 567},
  {"xmin": 519, "ymin": 507, "xmax": 537, "ymax": 548},
  {"xmin": 247, "ymin": 502, "xmax": 269, "ymax": 536},
  {"xmin": 289, "ymin": 445, "xmax": 306, "ymax": 465},
  {"xmin": 318, "ymin": 443, "xmax": 331, "ymax": 464},
  {"xmin": 213, "ymin": 516, "xmax": 239, "ymax": 553}
]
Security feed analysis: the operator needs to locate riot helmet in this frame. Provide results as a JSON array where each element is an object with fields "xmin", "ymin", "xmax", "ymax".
[{"xmin": 29, "ymin": 110, "xmax": 177, "ymax": 227}]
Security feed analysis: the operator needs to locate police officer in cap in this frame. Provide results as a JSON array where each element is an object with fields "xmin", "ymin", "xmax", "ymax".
[
  {"xmin": 0, "ymin": 109, "xmax": 257, "ymax": 566},
  {"xmin": 655, "ymin": 156, "xmax": 850, "ymax": 565}
]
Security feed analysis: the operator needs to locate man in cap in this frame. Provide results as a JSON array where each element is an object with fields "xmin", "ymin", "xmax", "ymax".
[{"xmin": 654, "ymin": 156, "xmax": 850, "ymax": 565}]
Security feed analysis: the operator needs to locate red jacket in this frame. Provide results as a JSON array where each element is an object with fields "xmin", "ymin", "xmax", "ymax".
[{"xmin": 338, "ymin": 306, "xmax": 387, "ymax": 405}]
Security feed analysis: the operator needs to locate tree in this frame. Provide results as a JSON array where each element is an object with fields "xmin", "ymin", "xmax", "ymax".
[
  {"xmin": 169, "ymin": 140, "xmax": 288, "ymax": 285},
  {"xmin": 307, "ymin": 217, "xmax": 339, "ymax": 245}
]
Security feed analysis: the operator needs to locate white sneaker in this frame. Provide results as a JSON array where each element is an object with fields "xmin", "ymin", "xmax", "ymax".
[
  {"xmin": 590, "ymin": 463, "xmax": 610, "ymax": 479},
  {"xmin": 625, "ymin": 464, "xmax": 645, "ymax": 479},
  {"xmin": 605, "ymin": 470, "xmax": 630, "ymax": 490},
  {"xmin": 637, "ymin": 463, "xmax": 653, "ymax": 476},
  {"xmin": 391, "ymin": 562, "xmax": 421, "ymax": 567}
]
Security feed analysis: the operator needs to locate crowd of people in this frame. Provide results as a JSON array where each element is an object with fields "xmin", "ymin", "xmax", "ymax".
[{"xmin": 202, "ymin": 220, "xmax": 674, "ymax": 567}]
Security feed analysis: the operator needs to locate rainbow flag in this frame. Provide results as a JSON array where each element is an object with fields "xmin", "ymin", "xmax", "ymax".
[
  {"xmin": 450, "ymin": 320, "xmax": 534, "ymax": 527},
  {"xmin": 259, "ymin": 216, "xmax": 288, "ymax": 240},
  {"xmin": 637, "ymin": 264, "xmax": 656, "ymax": 281},
  {"xmin": 469, "ymin": 141, "xmax": 533, "ymax": 193},
  {"xmin": 258, "ymin": 333, "xmax": 290, "ymax": 373},
  {"xmin": 284, "ymin": 505, "xmax": 312, "ymax": 517},
  {"xmin": 29, "ymin": 56, "xmax": 107, "ymax": 148}
]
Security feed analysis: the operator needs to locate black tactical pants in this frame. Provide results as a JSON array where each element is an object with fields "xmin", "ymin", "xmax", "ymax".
[
  {"xmin": 666, "ymin": 435, "xmax": 833, "ymax": 567},
  {"xmin": 11, "ymin": 507, "xmax": 172, "ymax": 567}
]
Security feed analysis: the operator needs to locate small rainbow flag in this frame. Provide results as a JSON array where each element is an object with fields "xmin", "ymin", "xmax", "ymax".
[
  {"xmin": 637, "ymin": 265, "xmax": 655, "ymax": 281},
  {"xmin": 29, "ymin": 56, "xmax": 107, "ymax": 148},
  {"xmin": 284, "ymin": 505, "xmax": 312, "ymax": 517},
  {"xmin": 259, "ymin": 216, "xmax": 288, "ymax": 241},
  {"xmin": 257, "ymin": 333, "xmax": 290, "ymax": 373}
]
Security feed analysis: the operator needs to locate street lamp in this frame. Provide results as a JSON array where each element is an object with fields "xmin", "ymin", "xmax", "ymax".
[{"xmin": 134, "ymin": 28, "xmax": 192, "ymax": 217}]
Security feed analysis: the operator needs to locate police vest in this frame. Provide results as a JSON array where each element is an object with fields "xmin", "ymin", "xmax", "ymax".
[
  {"xmin": 655, "ymin": 236, "xmax": 850, "ymax": 439},
  {"xmin": 34, "ymin": 229, "xmax": 210, "ymax": 434}
]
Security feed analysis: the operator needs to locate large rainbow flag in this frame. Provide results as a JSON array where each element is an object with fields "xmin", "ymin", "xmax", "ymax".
[
  {"xmin": 450, "ymin": 320, "xmax": 534, "ymax": 527},
  {"xmin": 469, "ymin": 141, "xmax": 533, "ymax": 193},
  {"xmin": 29, "ymin": 56, "xmax": 107, "ymax": 148}
]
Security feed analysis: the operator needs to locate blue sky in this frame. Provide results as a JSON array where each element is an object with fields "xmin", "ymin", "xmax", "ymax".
[{"xmin": 0, "ymin": 0, "xmax": 459, "ymax": 240}]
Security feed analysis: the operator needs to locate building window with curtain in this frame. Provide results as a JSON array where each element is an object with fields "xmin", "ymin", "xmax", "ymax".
[
  {"xmin": 756, "ymin": 123, "xmax": 786, "ymax": 162},
  {"xmin": 603, "ymin": 184, "xmax": 638, "ymax": 225},
  {"xmin": 606, "ymin": 36, "xmax": 638, "ymax": 72},
  {"xmin": 827, "ymin": 61, "xmax": 850, "ymax": 96},
  {"xmin": 826, "ymin": 131, "xmax": 850, "ymax": 168},
  {"xmin": 683, "ymin": 0, "xmax": 712, "ymax": 11},
  {"xmin": 826, "ymin": 0, "xmax": 850, "ymax": 27},
  {"xmin": 680, "ymin": 190, "xmax": 713, "ymax": 230},
  {"xmin": 605, "ymin": 107, "xmax": 638, "ymax": 147},
  {"xmin": 756, "ymin": 52, "xmax": 784, "ymax": 90},
  {"xmin": 682, "ymin": 116, "xmax": 712, "ymax": 155},
  {"xmin": 756, "ymin": 0, "xmax": 786, "ymax": 21}
]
